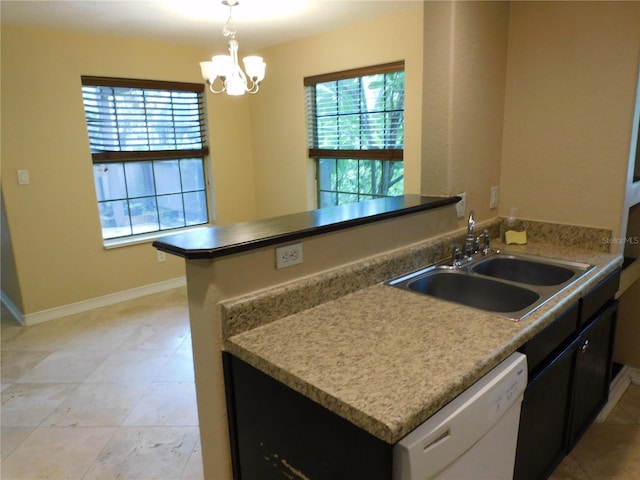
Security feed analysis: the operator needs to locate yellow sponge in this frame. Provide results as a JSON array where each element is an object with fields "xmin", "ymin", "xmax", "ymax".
[{"xmin": 505, "ymin": 230, "xmax": 528, "ymax": 245}]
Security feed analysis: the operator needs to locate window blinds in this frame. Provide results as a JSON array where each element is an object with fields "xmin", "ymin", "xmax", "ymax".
[
  {"xmin": 81, "ymin": 76, "xmax": 208, "ymax": 163},
  {"xmin": 304, "ymin": 62, "xmax": 405, "ymax": 161}
]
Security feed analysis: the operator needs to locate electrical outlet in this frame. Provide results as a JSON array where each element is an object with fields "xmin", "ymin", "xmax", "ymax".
[
  {"xmin": 157, "ymin": 250, "xmax": 166, "ymax": 263},
  {"xmin": 490, "ymin": 186, "xmax": 499, "ymax": 209},
  {"xmin": 17, "ymin": 169, "xmax": 30, "ymax": 185},
  {"xmin": 276, "ymin": 243, "xmax": 303, "ymax": 269},
  {"xmin": 456, "ymin": 193, "xmax": 466, "ymax": 218}
]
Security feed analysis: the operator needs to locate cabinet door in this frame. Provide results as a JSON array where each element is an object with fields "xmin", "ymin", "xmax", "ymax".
[
  {"xmin": 514, "ymin": 341, "xmax": 577, "ymax": 480},
  {"xmin": 225, "ymin": 354, "xmax": 393, "ymax": 480},
  {"xmin": 567, "ymin": 301, "xmax": 617, "ymax": 450}
]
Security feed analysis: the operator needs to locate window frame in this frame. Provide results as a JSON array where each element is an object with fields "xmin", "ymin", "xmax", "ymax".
[
  {"xmin": 304, "ymin": 62, "xmax": 405, "ymax": 207},
  {"xmin": 81, "ymin": 76, "xmax": 212, "ymax": 246}
]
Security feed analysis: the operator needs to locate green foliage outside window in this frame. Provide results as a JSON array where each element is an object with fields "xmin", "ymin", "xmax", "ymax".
[{"xmin": 307, "ymin": 65, "xmax": 405, "ymax": 207}]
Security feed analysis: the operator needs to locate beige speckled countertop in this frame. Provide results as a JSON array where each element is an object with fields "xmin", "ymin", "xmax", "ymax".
[{"xmin": 224, "ymin": 242, "xmax": 622, "ymax": 444}]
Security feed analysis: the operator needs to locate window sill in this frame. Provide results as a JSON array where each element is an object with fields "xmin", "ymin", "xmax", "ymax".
[{"xmin": 103, "ymin": 225, "xmax": 211, "ymax": 250}]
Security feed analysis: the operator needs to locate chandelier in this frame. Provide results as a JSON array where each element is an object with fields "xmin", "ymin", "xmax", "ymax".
[{"xmin": 199, "ymin": 0, "xmax": 266, "ymax": 96}]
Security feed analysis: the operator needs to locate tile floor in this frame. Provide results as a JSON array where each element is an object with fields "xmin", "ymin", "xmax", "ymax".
[
  {"xmin": 1, "ymin": 287, "xmax": 203, "ymax": 480},
  {"xmin": 1, "ymin": 287, "xmax": 639, "ymax": 480},
  {"xmin": 551, "ymin": 383, "xmax": 640, "ymax": 480}
]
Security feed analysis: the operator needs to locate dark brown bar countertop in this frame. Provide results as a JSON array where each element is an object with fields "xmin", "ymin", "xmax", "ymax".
[{"xmin": 153, "ymin": 194, "xmax": 459, "ymax": 260}]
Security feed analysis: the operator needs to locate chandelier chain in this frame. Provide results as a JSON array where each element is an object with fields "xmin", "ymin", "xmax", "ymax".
[{"xmin": 222, "ymin": 3, "xmax": 236, "ymax": 39}]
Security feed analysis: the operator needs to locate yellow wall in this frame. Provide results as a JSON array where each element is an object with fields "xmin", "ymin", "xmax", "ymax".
[
  {"xmin": 500, "ymin": 1, "xmax": 640, "ymax": 236},
  {"xmin": 248, "ymin": 6, "xmax": 424, "ymax": 218},
  {"xmin": 422, "ymin": 0, "xmax": 510, "ymax": 227},
  {"xmin": 3, "ymin": 1, "xmax": 640, "ymax": 318},
  {"xmin": 1, "ymin": 26, "xmax": 256, "ymax": 315}
]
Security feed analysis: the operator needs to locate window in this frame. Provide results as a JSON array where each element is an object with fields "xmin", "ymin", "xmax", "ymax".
[
  {"xmin": 305, "ymin": 62, "xmax": 405, "ymax": 207},
  {"xmin": 81, "ymin": 76, "xmax": 209, "ymax": 241}
]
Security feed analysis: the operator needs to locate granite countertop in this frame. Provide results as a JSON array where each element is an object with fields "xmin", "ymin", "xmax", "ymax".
[{"xmin": 224, "ymin": 242, "xmax": 622, "ymax": 444}]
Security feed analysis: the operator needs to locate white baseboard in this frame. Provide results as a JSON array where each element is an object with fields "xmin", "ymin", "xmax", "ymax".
[
  {"xmin": 1, "ymin": 277, "xmax": 186, "ymax": 326},
  {"xmin": 597, "ymin": 365, "xmax": 640, "ymax": 421}
]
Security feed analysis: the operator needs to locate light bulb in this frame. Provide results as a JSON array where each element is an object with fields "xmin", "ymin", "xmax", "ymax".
[{"xmin": 243, "ymin": 56, "xmax": 266, "ymax": 82}]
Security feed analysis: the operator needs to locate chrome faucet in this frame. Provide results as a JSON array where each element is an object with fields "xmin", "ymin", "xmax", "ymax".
[
  {"xmin": 464, "ymin": 211, "xmax": 476, "ymax": 260},
  {"xmin": 481, "ymin": 229, "xmax": 491, "ymax": 255},
  {"xmin": 451, "ymin": 211, "xmax": 490, "ymax": 267},
  {"xmin": 451, "ymin": 245, "xmax": 462, "ymax": 268}
]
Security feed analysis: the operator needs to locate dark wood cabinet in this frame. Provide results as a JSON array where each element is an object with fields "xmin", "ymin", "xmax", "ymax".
[
  {"xmin": 514, "ymin": 269, "xmax": 619, "ymax": 480},
  {"xmin": 514, "ymin": 310, "xmax": 579, "ymax": 480},
  {"xmin": 224, "ymin": 354, "xmax": 392, "ymax": 480},
  {"xmin": 567, "ymin": 302, "xmax": 617, "ymax": 450}
]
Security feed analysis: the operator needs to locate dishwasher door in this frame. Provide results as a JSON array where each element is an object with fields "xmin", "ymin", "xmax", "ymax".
[{"xmin": 393, "ymin": 352, "xmax": 527, "ymax": 480}]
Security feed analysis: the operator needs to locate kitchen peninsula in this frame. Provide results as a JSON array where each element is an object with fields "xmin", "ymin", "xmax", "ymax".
[{"xmin": 154, "ymin": 195, "xmax": 621, "ymax": 480}]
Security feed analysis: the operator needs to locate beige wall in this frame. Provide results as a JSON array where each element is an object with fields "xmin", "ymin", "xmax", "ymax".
[
  {"xmin": 422, "ymin": 0, "xmax": 510, "ymax": 226},
  {"xmin": 500, "ymin": 1, "xmax": 640, "ymax": 238},
  {"xmin": 4, "ymin": 1, "xmax": 640, "ymax": 318},
  {"xmin": 248, "ymin": 5, "xmax": 424, "ymax": 218},
  {"xmin": 0, "ymin": 26, "xmax": 256, "ymax": 316}
]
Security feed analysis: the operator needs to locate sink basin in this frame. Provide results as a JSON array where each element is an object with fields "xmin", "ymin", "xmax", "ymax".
[
  {"xmin": 387, "ymin": 252, "xmax": 594, "ymax": 320},
  {"xmin": 406, "ymin": 270, "xmax": 540, "ymax": 313},
  {"xmin": 472, "ymin": 255, "xmax": 588, "ymax": 286}
]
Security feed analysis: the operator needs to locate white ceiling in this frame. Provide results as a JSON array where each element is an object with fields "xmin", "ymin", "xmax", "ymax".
[{"xmin": 1, "ymin": 0, "xmax": 422, "ymax": 52}]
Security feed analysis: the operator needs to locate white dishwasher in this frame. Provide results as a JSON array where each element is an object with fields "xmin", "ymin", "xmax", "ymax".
[{"xmin": 393, "ymin": 352, "xmax": 527, "ymax": 480}]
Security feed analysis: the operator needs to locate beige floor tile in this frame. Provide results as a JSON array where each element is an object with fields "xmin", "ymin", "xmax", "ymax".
[
  {"xmin": 141, "ymin": 305, "xmax": 190, "ymax": 327},
  {"xmin": 0, "ymin": 426, "xmax": 115, "ymax": 480},
  {"xmin": 605, "ymin": 400, "xmax": 638, "ymax": 424},
  {"xmin": 1, "ymin": 349, "xmax": 52, "ymax": 382},
  {"xmin": 123, "ymin": 382, "xmax": 199, "ymax": 426},
  {"xmin": 86, "ymin": 349, "xmax": 172, "ymax": 383},
  {"xmin": 1, "ymin": 309, "xmax": 25, "ymax": 345},
  {"xmin": 1, "ymin": 426, "xmax": 35, "ymax": 461},
  {"xmin": 83, "ymin": 426, "xmax": 199, "ymax": 480},
  {"xmin": 118, "ymin": 323, "xmax": 190, "ymax": 351},
  {"xmin": 2, "ymin": 320, "xmax": 87, "ymax": 351},
  {"xmin": 14, "ymin": 349, "xmax": 111, "ymax": 383},
  {"xmin": 180, "ymin": 438, "xmax": 204, "ymax": 480},
  {"xmin": 0, "ymin": 288, "xmax": 203, "ymax": 480},
  {"xmin": 155, "ymin": 348, "xmax": 195, "ymax": 382},
  {"xmin": 550, "ymin": 453, "xmax": 590, "ymax": 480},
  {"xmin": 1, "ymin": 383, "xmax": 79, "ymax": 427},
  {"xmin": 61, "ymin": 322, "xmax": 141, "ymax": 351},
  {"xmin": 570, "ymin": 422, "xmax": 640, "ymax": 479},
  {"xmin": 44, "ymin": 382, "xmax": 149, "ymax": 427},
  {"xmin": 615, "ymin": 384, "xmax": 640, "ymax": 424}
]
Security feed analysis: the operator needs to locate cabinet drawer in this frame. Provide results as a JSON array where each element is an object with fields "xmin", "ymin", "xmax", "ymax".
[
  {"xmin": 579, "ymin": 269, "xmax": 620, "ymax": 326},
  {"xmin": 519, "ymin": 302, "xmax": 579, "ymax": 375}
]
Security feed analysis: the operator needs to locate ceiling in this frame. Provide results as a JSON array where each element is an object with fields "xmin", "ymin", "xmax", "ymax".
[{"xmin": 1, "ymin": 0, "xmax": 422, "ymax": 52}]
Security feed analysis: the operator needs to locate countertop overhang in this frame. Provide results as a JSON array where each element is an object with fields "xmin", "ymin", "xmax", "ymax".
[
  {"xmin": 152, "ymin": 195, "xmax": 459, "ymax": 259},
  {"xmin": 224, "ymin": 243, "xmax": 622, "ymax": 444}
]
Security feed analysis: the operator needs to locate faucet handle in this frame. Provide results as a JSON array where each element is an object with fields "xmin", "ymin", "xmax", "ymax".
[
  {"xmin": 452, "ymin": 245, "xmax": 462, "ymax": 267},
  {"xmin": 467, "ymin": 211, "xmax": 476, "ymax": 234},
  {"xmin": 482, "ymin": 229, "xmax": 491, "ymax": 255}
]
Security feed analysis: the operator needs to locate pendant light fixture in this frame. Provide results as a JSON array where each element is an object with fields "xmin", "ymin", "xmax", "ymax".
[{"xmin": 199, "ymin": 0, "xmax": 266, "ymax": 96}]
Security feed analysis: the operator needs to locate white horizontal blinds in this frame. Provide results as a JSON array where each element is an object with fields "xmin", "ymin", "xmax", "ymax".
[
  {"xmin": 81, "ymin": 76, "xmax": 208, "ymax": 163},
  {"xmin": 305, "ymin": 61, "xmax": 404, "ymax": 161}
]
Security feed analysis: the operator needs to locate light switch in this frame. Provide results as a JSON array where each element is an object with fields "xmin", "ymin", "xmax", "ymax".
[{"xmin": 17, "ymin": 169, "xmax": 30, "ymax": 185}]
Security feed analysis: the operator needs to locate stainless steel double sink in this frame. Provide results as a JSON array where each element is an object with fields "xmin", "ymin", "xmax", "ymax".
[{"xmin": 387, "ymin": 252, "xmax": 594, "ymax": 320}]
